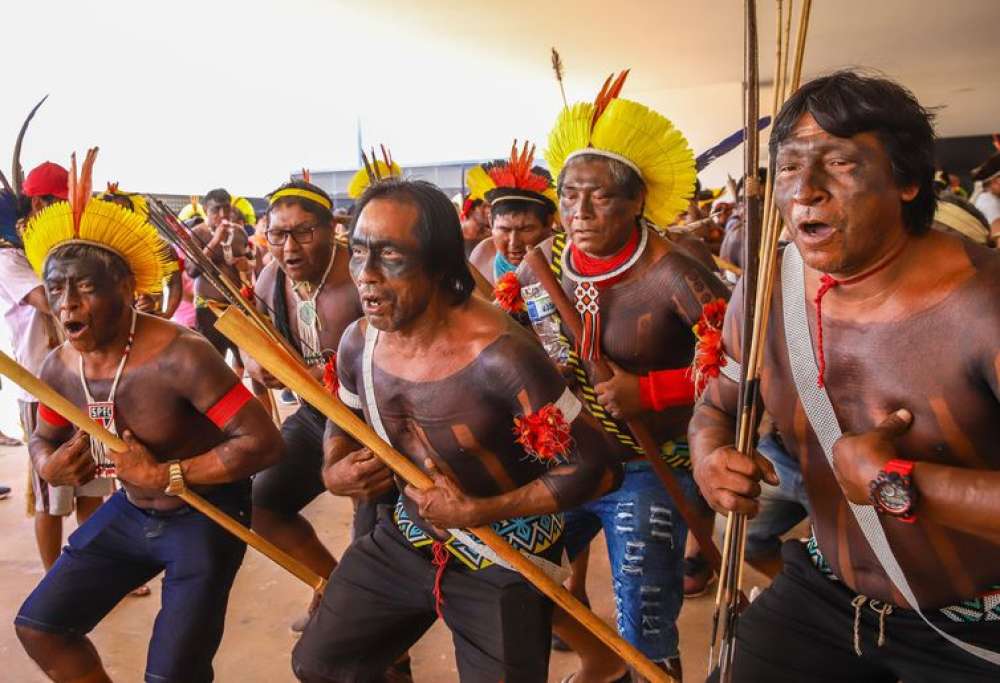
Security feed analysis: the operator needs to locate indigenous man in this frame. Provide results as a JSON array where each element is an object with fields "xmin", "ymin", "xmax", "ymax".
[
  {"xmin": 460, "ymin": 195, "xmax": 490, "ymax": 256},
  {"xmin": 293, "ymin": 178, "xmax": 622, "ymax": 682},
  {"xmin": 8, "ymin": 161, "xmax": 115, "ymax": 565},
  {"xmin": 246, "ymin": 180, "xmax": 376, "ymax": 613},
  {"xmin": 516, "ymin": 72, "xmax": 729, "ymax": 679},
  {"xmin": 467, "ymin": 141, "xmax": 557, "ymax": 287},
  {"xmin": 692, "ymin": 71, "xmax": 1000, "ymax": 681},
  {"xmin": 186, "ymin": 187, "xmax": 251, "ymax": 364},
  {"xmin": 13, "ymin": 153, "xmax": 283, "ymax": 683}
]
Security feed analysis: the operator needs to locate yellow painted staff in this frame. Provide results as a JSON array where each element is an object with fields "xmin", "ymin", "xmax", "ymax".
[
  {"xmin": 213, "ymin": 303, "xmax": 675, "ymax": 683},
  {"xmin": 0, "ymin": 350, "xmax": 326, "ymax": 593}
]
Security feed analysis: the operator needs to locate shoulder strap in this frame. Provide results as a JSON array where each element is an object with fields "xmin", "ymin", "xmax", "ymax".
[{"xmin": 781, "ymin": 243, "xmax": 1000, "ymax": 665}]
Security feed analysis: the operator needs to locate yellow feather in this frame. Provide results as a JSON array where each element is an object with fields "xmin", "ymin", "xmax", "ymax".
[
  {"xmin": 22, "ymin": 199, "xmax": 175, "ymax": 295},
  {"xmin": 231, "ymin": 196, "xmax": 256, "ymax": 225},
  {"xmin": 464, "ymin": 165, "xmax": 497, "ymax": 202},
  {"xmin": 592, "ymin": 99, "xmax": 695, "ymax": 226},
  {"xmin": 347, "ymin": 160, "xmax": 402, "ymax": 200},
  {"xmin": 544, "ymin": 102, "xmax": 595, "ymax": 184}
]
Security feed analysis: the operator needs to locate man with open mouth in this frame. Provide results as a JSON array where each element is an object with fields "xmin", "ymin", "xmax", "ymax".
[
  {"xmin": 13, "ymin": 151, "xmax": 283, "ymax": 683},
  {"xmin": 692, "ymin": 70, "xmax": 1000, "ymax": 682},
  {"xmin": 292, "ymin": 178, "xmax": 622, "ymax": 682}
]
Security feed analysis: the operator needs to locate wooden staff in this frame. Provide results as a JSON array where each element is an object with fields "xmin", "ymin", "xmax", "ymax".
[
  {"xmin": 469, "ymin": 263, "xmax": 495, "ymax": 301},
  {"xmin": 522, "ymin": 248, "xmax": 726, "ymax": 579},
  {"xmin": 0, "ymin": 350, "xmax": 326, "ymax": 592},
  {"xmin": 213, "ymin": 304, "xmax": 674, "ymax": 683}
]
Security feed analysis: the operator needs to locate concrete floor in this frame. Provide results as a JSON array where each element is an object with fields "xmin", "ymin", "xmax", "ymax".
[{"xmin": 0, "ymin": 436, "xmax": 771, "ymax": 683}]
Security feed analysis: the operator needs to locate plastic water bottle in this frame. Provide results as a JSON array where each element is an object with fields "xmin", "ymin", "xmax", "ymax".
[{"xmin": 521, "ymin": 283, "xmax": 570, "ymax": 365}]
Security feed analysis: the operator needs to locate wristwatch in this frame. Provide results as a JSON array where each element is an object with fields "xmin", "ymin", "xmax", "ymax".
[
  {"xmin": 869, "ymin": 459, "xmax": 917, "ymax": 523},
  {"xmin": 164, "ymin": 459, "xmax": 185, "ymax": 496}
]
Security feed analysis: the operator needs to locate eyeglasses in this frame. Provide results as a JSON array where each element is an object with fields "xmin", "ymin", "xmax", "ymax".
[{"xmin": 265, "ymin": 225, "xmax": 318, "ymax": 246}]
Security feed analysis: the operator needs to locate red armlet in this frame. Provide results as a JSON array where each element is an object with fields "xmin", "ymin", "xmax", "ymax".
[
  {"xmin": 38, "ymin": 403, "xmax": 71, "ymax": 428},
  {"xmin": 639, "ymin": 368, "xmax": 695, "ymax": 411},
  {"xmin": 205, "ymin": 382, "xmax": 253, "ymax": 428}
]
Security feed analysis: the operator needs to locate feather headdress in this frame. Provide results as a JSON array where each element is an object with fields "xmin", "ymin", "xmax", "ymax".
[
  {"xmin": 99, "ymin": 182, "xmax": 150, "ymax": 218},
  {"xmin": 0, "ymin": 96, "xmax": 50, "ymax": 247},
  {"xmin": 545, "ymin": 71, "xmax": 696, "ymax": 227},
  {"xmin": 347, "ymin": 145, "xmax": 402, "ymax": 200},
  {"xmin": 22, "ymin": 149, "xmax": 175, "ymax": 295},
  {"xmin": 231, "ymin": 196, "xmax": 256, "ymax": 225},
  {"xmin": 178, "ymin": 196, "xmax": 206, "ymax": 222},
  {"xmin": 467, "ymin": 140, "xmax": 558, "ymax": 212}
]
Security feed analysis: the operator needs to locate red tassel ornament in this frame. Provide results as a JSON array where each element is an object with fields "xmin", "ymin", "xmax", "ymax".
[
  {"xmin": 494, "ymin": 272, "xmax": 525, "ymax": 314},
  {"xmin": 513, "ymin": 403, "xmax": 573, "ymax": 462}
]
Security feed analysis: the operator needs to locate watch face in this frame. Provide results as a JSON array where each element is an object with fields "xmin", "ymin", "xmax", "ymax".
[{"xmin": 876, "ymin": 472, "xmax": 912, "ymax": 515}]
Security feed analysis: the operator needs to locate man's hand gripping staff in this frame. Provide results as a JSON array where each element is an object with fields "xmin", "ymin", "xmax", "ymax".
[
  {"xmin": 212, "ymin": 301, "xmax": 678, "ymax": 683},
  {"xmin": 0, "ymin": 349, "xmax": 327, "ymax": 593}
]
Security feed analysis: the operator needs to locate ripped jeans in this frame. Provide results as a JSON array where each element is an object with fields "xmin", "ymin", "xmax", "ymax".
[{"xmin": 563, "ymin": 461, "xmax": 699, "ymax": 662}]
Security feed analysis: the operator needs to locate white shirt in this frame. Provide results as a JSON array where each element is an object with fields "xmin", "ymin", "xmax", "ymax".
[
  {"xmin": 973, "ymin": 190, "xmax": 1000, "ymax": 226},
  {"xmin": 0, "ymin": 249, "xmax": 59, "ymax": 402}
]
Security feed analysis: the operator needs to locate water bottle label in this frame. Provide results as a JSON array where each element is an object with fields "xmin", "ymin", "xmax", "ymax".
[{"xmin": 525, "ymin": 294, "xmax": 556, "ymax": 322}]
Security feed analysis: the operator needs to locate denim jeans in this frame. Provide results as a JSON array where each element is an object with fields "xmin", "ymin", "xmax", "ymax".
[
  {"xmin": 745, "ymin": 432, "xmax": 811, "ymax": 561},
  {"xmin": 563, "ymin": 461, "xmax": 700, "ymax": 662}
]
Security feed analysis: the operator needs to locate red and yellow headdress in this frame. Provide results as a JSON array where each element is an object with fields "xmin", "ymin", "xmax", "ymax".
[
  {"xmin": 22, "ymin": 149, "xmax": 175, "ymax": 295},
  {"xmin": 466, "ymin": 140, "xmax": 558, "ymax": 213},
  {"xmin": 545, "ymin": 71, "xmax": 696, "ymax": 227},
  {"xmin": 347, "ymin": 145, "xmax": 402, "ymax": 200}
]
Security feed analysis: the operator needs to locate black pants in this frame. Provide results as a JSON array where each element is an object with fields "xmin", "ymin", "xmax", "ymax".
[
  {"xmin": 252, "ymin": 404, "xmax": 395, "ymax": 539},
  {"xmin": 714, "ymin": 541, "xmax": 1000, "ymax": 683},
  {"xmin": 292, "ymin": 517, "xmax": 553, "ymax": 682}
]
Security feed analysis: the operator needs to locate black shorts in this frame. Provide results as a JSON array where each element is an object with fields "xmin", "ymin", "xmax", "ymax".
[
  {"xmin": 713, "ymin": 540, "xmax": 1000, "ymax": 683},
  {"xmin": 292, "ymin": 516, "xmax": 553, "ymax": 682},
  {"xmin": 253, "ymin": 404, "xmax": 396, "ymax": 539},
  {"xmin": 195, "ymin": 305, "xmax": 241, "ymax": 360}
]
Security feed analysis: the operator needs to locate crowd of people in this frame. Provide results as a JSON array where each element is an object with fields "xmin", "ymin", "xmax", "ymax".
[{"xmin": 0, "ymin": 66, "xmax": 998, "ymax": 683}]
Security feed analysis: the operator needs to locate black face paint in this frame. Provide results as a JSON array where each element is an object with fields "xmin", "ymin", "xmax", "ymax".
[{"xmin": 349, "ymin": 235, "xmax": 423, "ymax": 281}]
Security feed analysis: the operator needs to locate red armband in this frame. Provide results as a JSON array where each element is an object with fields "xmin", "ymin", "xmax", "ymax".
[
  {"xmin": 38, "ymin": 403, "xmax": 71, "ymax": 428},
  {"xmin": 639, "ymin": 368, "xmax": 695, "ymax": 411},
  {"xmin": 205, "ymin": 382, "xmax": 253, "ymax": 428}
]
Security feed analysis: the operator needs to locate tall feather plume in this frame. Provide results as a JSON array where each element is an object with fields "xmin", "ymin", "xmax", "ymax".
[
  {"xmin": 12, "ymin": 95, "xmax": 49, "ymax": 195},
  {"xmin": 302, "ymin": 168, "xmax": 311, "ymax": 184},
  {"xmin": 591, "ymin": 70, "xmax": 629, "ymax": 130},
  {"xmin": 695, "ymin": 116, "xmax": 771, "ymax": 172},
  {"xmin": 360, "ymin": 149, "xmax": 376, "ymax": 184},
  {"xmin": 69, "ymin": 147, "xmax": 98, "ymax": 234},
  {"xmin": 551, "ymin": 48, "xmax": 568, "ymax": 110}
]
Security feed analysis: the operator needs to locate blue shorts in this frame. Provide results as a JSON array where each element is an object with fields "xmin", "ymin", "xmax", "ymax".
[
  {"xmin": 745, "ymin": 432, "xmax": 811, "ymax": 561},
  {"xmin": 15, "ymin": 485, "xmax": 250, "ymax": 683},
  {"xmin": 562, "ymin": 462, "xmax": 704, "ymax": 662}
]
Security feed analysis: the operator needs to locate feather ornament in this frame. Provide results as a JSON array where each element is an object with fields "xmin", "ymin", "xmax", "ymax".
[
  {"xmin": 12, "ymin": 95, "xmax": 49, "ymax": 195},
  {"xmin": 347, "ymin": 148, "xmax": 402, "ymax": 200},
  {"xmin": 551, "ymin": 48, "xmax": 568, "ymax": 110}
]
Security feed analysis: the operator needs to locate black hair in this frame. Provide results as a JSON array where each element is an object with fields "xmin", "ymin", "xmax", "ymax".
[
  {"xmin": 265, "ymin": 180, "xmax": 334, "ymax": 226},
  {"xmin": 45, "ymin": 243, "xmax": 132, "ymax": 288},
  {"xmin": 350, "ymin": 179, "xmax": 475, "ymax": 306},
  {"xmin": 770, "ymin": 70, "xmax": 937, "ymax": 235},
  {"xmin": 203, "ymin": 188, "xmax": 232, "ymax": 207},
  {"xmin": 557, "ymin": 153, "xmax": 644, "ymax": 200},
  {"xmin": 489, "ymin": 197, "xmax": 553, "ymax": 226}
]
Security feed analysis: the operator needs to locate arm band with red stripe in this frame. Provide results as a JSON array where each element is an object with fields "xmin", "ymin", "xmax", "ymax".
[
  {"xmin": 38, "ymin": 403, "xmax": 71, "ymax": 428},
  {"xmin": 205, "ymin": 382, "xmax": 253, "ymax": 428},
  {"xmin": 639, "ymin": 368, "xmax": 695, "ymax": 411}
]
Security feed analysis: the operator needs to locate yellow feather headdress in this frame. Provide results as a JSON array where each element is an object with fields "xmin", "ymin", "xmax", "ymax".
[
  {"xmin": 347, "ymin": 145, "xmax": 402, "ymax": 200},
  {"xmin": 99, "ymin": 182, "xmax": 150, "ymax": 218},
  {"xmin": 22, "ymin": 149, "xmax": 176, "ymax": 295},
  {"xmin": 231, "ymin": 196, "xmax": 256, "ymax": 225},
  {"xmin": 178, "ymin": 195, "xmax": 207, "ymax": 221},
  {"xmin": 466, "ymin": 140, "xmax": 558, "ymax": 212},
  {"xmin": 545, "ymin": 71, "xmax": 696, "ymax": 227}
]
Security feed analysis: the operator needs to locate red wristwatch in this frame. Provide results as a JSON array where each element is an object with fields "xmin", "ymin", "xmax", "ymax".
[{"xmin": 869, "ymin": 459, "xmax": 917, "ymax": 523}]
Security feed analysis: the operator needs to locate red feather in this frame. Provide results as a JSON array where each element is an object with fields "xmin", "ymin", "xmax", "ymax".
[
  {"xmin": 591, "ymin": 70, "xmax": 630, "ymax": 130},
  {"xmin": 513, "ymin": 403, "xmax": 572, "ymax": 462},
  {"xmin": 323, "ymin": 353, "xmax": 339, "ymax": 395},
  {"xmin": 486, "ymin": 141, "xmax": 551, "ymax": 194},
  {"xmin": 692, "ymin": 298, "xmax": 728, "ymax": 396},
  {"xmin": 494, "ymin": 272, "xmax": 525, "ymax": 314}
]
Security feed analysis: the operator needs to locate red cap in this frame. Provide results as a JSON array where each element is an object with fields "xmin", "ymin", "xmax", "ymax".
[{"xmin": 22, "ymin": 162, "xmax": 69, "ymax": 200}]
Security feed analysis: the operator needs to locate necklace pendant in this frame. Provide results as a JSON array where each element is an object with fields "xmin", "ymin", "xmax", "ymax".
[{"xmin": 298, "ymin": 300, "xmax": 317, "ymax": 327}]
